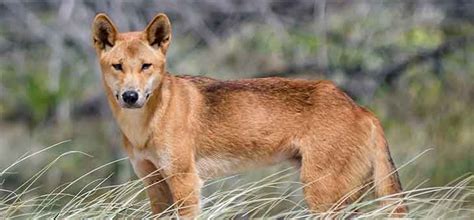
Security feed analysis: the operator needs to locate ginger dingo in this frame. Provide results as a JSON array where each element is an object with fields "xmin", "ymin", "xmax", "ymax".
[{"xmin": 92, "ymin": 13, "xmax": 407, "ymax": 218}]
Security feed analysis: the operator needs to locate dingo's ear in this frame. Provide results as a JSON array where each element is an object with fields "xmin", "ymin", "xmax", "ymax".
[
  {"xmin": 145, "ymin": 13, "xmax": 172, "ymax": 54},
  {"xmin": 92, "ymin": 13, "xmax": 118, "ymax": 51}
]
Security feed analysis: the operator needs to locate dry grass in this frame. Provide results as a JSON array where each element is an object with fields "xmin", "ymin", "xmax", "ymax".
[{"xmin": 1, "ymin": 142, "xmax": 473, "ymax": 219}]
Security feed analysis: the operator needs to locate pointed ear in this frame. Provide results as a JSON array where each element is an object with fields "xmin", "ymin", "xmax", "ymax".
[
  {"xmin": 92, "ymin": 13, "xmax": 118, "ymax": 51},
  {"xmin": 145, "ymin": 13, "xmax": 172, "ymax": 54}
]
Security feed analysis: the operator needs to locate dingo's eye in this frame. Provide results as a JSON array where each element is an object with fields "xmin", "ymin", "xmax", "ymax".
[
  {"xmin": 112, "ymin": 64, "xmax": 122, "ymax": 71},
  {"xmin": 142, "ymin": 63, "xmax": 152, "ymax": 70}
]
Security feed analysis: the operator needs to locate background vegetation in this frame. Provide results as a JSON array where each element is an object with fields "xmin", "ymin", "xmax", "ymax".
[{"xmin": 0, "ymin": 0, "xmax": 473, "ymax": 217}]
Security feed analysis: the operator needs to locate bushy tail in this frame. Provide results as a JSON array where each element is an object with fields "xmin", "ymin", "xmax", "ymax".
[{"xmin": 372, "ymin": 119, "xmax": 408, "ymax": 217}]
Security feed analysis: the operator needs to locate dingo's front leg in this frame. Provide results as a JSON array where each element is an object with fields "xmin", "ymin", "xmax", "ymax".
[
  {"xmin": 161, "ymin": 157, "xmax": 202, "ymax": 218},
  {"xmin": 168, "ymin": 171, "xmax": 201, "ymax": 217},
  {"xmin": 132, "ymin": 159, "xmax": 173, "ymax": 216}
]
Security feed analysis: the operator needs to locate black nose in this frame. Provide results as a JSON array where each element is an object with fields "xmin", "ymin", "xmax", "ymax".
[{"xmin": 122, "ymin": 91, "xmax": 139, "ymax": 105}]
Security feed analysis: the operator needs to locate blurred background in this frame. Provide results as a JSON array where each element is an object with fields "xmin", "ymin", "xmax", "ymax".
[{"xmin": 0, "ymin": 0, "xmax": 473, "ymax": 201}]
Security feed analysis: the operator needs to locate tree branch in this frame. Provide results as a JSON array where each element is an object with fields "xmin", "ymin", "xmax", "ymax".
[
  {"xmin": 253, "ymin": 35, "xmax": 473, "ymax": 96},
  {"xmin": 376, "ymin": 36, "xmax": 472, "ymax": 86}
]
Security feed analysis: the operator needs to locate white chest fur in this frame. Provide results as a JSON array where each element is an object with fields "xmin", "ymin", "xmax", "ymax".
[{"xmin": 117, "ymin": 109, "xmax": 150, "ymax": 148}]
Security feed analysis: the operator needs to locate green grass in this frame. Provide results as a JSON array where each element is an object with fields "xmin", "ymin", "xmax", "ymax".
[{"xmin": 1, "ymin": 142, "xmax": 473, "ymax": 219}]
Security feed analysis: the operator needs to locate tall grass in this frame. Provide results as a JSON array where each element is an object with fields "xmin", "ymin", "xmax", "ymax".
[{"xmin": 1, "ymin": 142, "xmax": 473, "ymax": 219}]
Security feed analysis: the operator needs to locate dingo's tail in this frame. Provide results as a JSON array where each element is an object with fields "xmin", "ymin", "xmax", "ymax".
[{"xmin": 372, "ymin": 119, "xmax": 408, "ymax": 217}]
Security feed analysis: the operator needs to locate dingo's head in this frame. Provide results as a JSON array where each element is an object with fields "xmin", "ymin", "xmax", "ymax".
[{"xmin": 92, "ymin": 13, "xmax": 171, "ymax": 109}]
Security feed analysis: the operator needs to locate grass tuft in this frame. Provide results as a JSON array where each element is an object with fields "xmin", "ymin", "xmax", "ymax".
[{"xmin": 1, "ymin": 142, "xmax": 473, "ymax": 218}]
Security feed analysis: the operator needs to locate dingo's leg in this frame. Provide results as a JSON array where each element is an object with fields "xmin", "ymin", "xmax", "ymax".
[
  {"xmin": 165, "ymin": 168, "xmax": 201, "ymax": 218},
  {"xmin": 132, "ymin": 160, "xmax": 173, "ymax": 215},
  {"xmin": 299, "ymin": 142, "xmax": 369, "ymax": 214}
]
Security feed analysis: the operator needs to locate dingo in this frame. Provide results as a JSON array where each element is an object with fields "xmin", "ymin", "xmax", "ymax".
[{"xmin": 92, "ymin": 13, "xmax": 407, "ymax": 218}]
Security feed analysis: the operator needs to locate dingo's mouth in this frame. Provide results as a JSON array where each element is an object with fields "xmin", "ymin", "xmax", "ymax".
[{"xmin": 121, "ymin": 104, "xmax": 143, "ymax": 109}]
